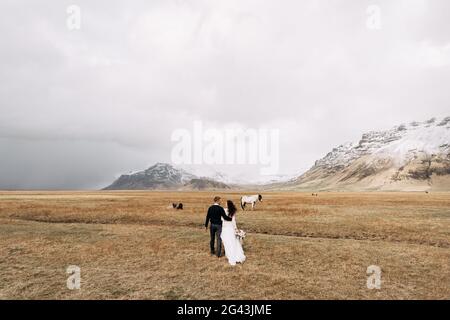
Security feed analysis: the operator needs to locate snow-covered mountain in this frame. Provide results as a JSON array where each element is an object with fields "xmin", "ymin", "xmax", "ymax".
[
  {"xmin": 239, "ymin": 173, "xmax": 298, "ymax": 185},
  {"xmin": 176, "ymin": 164, "xmax": 295, "ymax": 185},
  {"xmin": 286, "ymin": 117, "xmax": 450, "ymax": 191},
  {"xmin": 176, "ymin": 164, "xmax": 236, "ymax": 185},
  {"xmin": 104, "ymin": 117, "xmax": 450, "ymax": 191},
  {"xmin": 104, "ymin": 163, "xmax": 230, "ymax": 190}
]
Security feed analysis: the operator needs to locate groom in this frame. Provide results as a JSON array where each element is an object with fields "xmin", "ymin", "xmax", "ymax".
[{"xmin": 205, "ymin": 196, "xmax": 232, "ymax": 257}]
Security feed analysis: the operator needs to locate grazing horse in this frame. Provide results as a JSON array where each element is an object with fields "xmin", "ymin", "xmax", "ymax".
[
  {"xmin": 168, "ymin": 203, "xmax": 183, "ymax": 210},
  {"xmin": 240, "ymin": 194, "xmax": 262, "ymax": 210}
]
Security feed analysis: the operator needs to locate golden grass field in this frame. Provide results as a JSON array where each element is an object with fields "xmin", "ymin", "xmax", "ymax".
[{"xmin": 0, "ymin": 191, "xmax": 449, "ymax": 299}]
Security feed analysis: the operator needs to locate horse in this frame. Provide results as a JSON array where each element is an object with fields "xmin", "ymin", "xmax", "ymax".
[
  {"xmin": 240, "ymin": 194, "xmax": 262, "ymax": 210},
  {"xmin": 167, "ymin": 203, "xmax": 183, "ymax": 210}
]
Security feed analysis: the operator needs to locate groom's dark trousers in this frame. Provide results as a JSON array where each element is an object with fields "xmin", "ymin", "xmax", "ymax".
[{"xmin": 210, "ymin": 224, "xmax": 222, "ymax": 257}]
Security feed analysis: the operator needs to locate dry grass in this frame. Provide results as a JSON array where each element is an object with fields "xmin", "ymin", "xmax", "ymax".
[{"xmin": 0, "ymin": 191, "xmax": 449, "ymax": 299}]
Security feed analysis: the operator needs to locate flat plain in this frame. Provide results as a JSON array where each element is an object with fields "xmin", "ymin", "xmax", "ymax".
[{"xmin": 0, "ymin": 191, "xmax": 449, "ymax": 299}]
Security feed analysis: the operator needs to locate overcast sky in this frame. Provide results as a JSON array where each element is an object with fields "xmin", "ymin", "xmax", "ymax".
[{"xmin": 1, "ymin": 0, "xmax": 449, "ymax": 189}]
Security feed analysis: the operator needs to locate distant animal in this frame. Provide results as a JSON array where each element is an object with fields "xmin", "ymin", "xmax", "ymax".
[
  {"xmin": 312, "ymin": 193, "xmax": 318, "ymax": 196},
  {"xmin": 240, "ymin": 194, "xmax": 262, "ymax": 210},
  {"xmin": 425, "ymin": 191, "xmax": 429, "ymax": 194},
  {"xmin": 169, "ymin": 203, "xmax": 183, "ymax": 210}
]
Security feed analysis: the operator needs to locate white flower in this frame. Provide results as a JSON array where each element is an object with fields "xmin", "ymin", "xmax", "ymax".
[{"xmin": 235, "ymin": 229, "xmax": 246, "ymax": 239}]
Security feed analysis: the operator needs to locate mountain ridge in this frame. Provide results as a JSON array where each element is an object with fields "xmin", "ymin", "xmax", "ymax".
[
  {"xmin": 103, "ymin": 163, "xmax": 233, "ymax": 190},
  {"xmin": 104, "ymin": 116, "xmax": 450, "ymax": 191},
  {"xmin": 281, "ymin": 116, "xmax": 450, "ymax": 191}
]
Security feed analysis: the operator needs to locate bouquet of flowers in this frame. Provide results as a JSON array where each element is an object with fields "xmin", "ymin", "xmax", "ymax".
[{"xmin": 235, "ymin": 229, "xmax": 246, "ymax": 241}]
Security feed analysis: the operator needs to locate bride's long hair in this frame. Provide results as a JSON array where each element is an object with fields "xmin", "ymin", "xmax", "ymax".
[{"xmin": 227, "ymin": 200, "xmax": 237, "ymax": 217}]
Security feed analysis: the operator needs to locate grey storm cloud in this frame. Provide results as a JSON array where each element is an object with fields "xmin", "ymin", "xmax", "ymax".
[{"xmin": 0, "ymin": 0, "xmax": 449, "ymax": 189}]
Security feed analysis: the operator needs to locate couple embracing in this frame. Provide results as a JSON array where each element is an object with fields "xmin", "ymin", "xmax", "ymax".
[{"xmin": 204, "ymin": 196, "xmax": 246, "ymax": 266}]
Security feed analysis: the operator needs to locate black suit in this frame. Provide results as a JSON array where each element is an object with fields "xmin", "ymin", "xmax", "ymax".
[{"xmin": 205, "ymin": 204, "xmax": 232, "ymax": 256}]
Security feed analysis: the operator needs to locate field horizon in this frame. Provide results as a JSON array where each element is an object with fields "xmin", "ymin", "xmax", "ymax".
[{"xmin": 1, "ymin": 190, "xmax": 449, "ymax": 300}]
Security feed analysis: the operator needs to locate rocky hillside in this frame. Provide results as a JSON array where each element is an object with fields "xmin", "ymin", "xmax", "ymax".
[
  {"xmin": 104, "ymin": 163, "xmax": 231, "ymax": 190},
  {"xmin": 181, "ymin": 178, "xmax": 231, "ymax": 190},
  {"xmin": 286, "ymin": 117, "xmax": 450, "ymax": 191}
]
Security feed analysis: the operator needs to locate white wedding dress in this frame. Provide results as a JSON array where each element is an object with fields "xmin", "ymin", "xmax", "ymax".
[{"xmin": 221, "ymin": 209, "xmax": 246, "ymax": 266}]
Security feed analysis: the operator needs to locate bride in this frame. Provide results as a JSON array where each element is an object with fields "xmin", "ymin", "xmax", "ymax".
[{"xmin": 221, "ymin": 200, "xmax": 246, "ymax": 266}]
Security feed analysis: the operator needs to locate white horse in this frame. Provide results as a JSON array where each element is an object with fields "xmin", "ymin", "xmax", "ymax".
[{"xmin": 240, "ymin": 194, "xmax": 262, "ymax": 210}]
